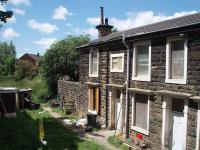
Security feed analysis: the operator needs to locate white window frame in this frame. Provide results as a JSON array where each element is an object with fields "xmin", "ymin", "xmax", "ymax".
[
  {"xmin": 110, "ymin": 53, "xmax": 124, "ymax": 72},
  {"xmin": 89, "ymin": 49, "xmax": 99, "ymax": 77},
  {"xmin": 165, "ymin": 37, "xmax": 188, "ymax": 84},
  {"xmin": 132, "ymin": 41, "xmax": 151, "ymax": 81},
  {"xmin": 131, "ymin": 93, "xmax": 150, "ymax": 135}
]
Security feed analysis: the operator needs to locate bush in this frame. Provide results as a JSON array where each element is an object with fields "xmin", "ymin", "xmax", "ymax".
[{"xmin": 15, "ymin": 60, "xmax": 38, "ymax": 80}]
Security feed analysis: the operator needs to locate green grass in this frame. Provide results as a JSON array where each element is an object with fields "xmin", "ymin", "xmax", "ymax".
[
  {"xmin": 51, "ymin": 106, "xmax": 79, "ymax": 120},
  {"xmin": 108, "ymin": 136, "xmax": 130, "ymax": 150},
  {"xmin": 0, "ymin": 109, "xmax": 107, "ymax": 150},
  {"xmin": 0, "ymin": 76, "xmax": 48, "ymax": 103}
]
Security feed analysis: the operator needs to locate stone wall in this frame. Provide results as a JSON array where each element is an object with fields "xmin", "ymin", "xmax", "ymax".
[{"xmin": 58, "ymin": 80, "xmax": 80, "ymax": 114}]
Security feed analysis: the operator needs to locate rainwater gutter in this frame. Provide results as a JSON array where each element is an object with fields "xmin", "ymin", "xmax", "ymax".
[{"xmin": 122, "ymin": 33, "xmax": 131, "ymax": 138}]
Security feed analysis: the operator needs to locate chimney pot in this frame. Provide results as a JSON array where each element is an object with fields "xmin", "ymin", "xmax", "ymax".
[
  {"xmin": 100, "ymin": 7, "xmax": 104, "ymax": 25},
  {"xmin": 105, "ymin": 18, "xmax": 108, "ymax": 25}
]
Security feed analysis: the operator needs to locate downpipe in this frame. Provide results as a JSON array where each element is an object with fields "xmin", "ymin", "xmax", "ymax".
[{"xmin": 122, "ymin": 33, "xmax": 130, "ymax": 138}]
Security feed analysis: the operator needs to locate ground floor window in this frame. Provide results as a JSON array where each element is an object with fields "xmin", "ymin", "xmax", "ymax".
[
  {"xmin": 131, "ymin": 93, "xmax": 150, "ymax": 135},
  {"xmin": 88, "ymin": 86, "xmax": 99, "ymax": 113}
]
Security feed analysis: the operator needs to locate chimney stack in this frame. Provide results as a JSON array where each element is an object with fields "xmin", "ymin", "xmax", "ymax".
[{"xmin": 96, "ymin": 7, "xmax": 113, "ymax": 38}]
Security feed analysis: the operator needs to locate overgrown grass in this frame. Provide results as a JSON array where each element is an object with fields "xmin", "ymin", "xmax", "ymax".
[
  {"xmin": 0, "ymin": 109, "xmax": 107, "ymax": 150},
  {"xmin": 108, "ymin": 136, "xmax": 130, "ymax": 150},
  {"xmin": 0, "ymin": 76, "xmax": 48, "ymax": 103}
]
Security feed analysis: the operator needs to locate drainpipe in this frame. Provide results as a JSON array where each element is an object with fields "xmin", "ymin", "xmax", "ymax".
[{"xmin": 122, "ymin": 33, "xmax": 130, "ymax": 138}]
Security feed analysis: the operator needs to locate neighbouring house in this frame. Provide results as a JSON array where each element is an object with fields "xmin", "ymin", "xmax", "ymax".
[
  {"xmin": 76, "ymin": 7, "xmax": 200, "ymax": 150},
  {"xmin": 18, "ymin": 53, "xmax": 40, "ymax": 66}
]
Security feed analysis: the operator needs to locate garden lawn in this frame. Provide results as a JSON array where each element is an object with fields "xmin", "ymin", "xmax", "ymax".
[
  {"xmin": 0, "ymin": 109, "xmax": 107, "ymax": 150},
  {"xmin": 108, "ymin": 136, "xmax": 129, "ymax": 150}
]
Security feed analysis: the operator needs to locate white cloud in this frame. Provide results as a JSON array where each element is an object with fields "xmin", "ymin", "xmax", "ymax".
[
  {"xmin": 86, "ymin": 17, "xmax": 100, "ymax": 25},
  {"xmin": 86, "ymin": 10, "xmax": 198, "ymax": 31},
  {"xmin": 7, "ymin": 16, "xmax": 16, "ymax": 23},
  {"xmin": 2, "ymin": 28, "xmax": 20, "ymax": 38},
  {"xmin": 34, "ymin": 38, "xmax": 57, "ymax": 49},
  {"xmin": 83, "ymin": 28, "xmax": 98, "ymax": 38},
  {"xmin": 28, "ymin": 19, "xmax": 58, "ymax": 34},
  {"xmin": 0, "ymin": 5, "xmax": 6, "ymax": 11},
  {"xmin": 13, "ymin": 8, "xmax": 26, "ymax": 15},
  {"xmin": 9, "ymin": 0, "xmax": 30, "ymax": 6},
  {"xmin": 53, "ymin": 6, "xmax": 73, "ymax": 20},
  {"xmin": 72, "ymin": 27, "xmax": 98, "ymax": 39}
]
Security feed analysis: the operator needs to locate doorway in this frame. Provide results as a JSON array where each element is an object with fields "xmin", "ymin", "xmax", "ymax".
[
  {"xmin": 162, "ymin": 97, "xmax": 188, "ymax": 150},
  {"xmin": 110, "ymin": 89, "xmax": 123, "ymax": 130}
]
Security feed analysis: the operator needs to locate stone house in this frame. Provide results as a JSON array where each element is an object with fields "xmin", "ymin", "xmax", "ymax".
[{"xmin": 77, "ymin": 8, "xmax": 200, "ymax": 150}]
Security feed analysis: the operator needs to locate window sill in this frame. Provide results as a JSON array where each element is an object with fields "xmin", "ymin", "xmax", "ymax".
[
  {"xmin": 131, "ymin": 126, "xmax": 149, "ymax": 135},
  {"xmin": 110, "ymin": 69, "xmax": 124, "ymax": 73},
  {"xmin": 89, "ymin": 74, "xmax": 98, "ymax": 77},
  {"xmin": 132, "ymin": 76, "xmax": 151, "ymax": 82},
  {"xmin": 165, "ymin": 78, "xmax": 186, "ymax": 84}
]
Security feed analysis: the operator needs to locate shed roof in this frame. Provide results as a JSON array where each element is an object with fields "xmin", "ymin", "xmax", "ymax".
[
  {"xmin": 0, "ymin": 87, "xmax": 18, "ymax": 93},
  {"xmin": 78, "ymin": 12, "xmax": 200, "ymax": 48}
]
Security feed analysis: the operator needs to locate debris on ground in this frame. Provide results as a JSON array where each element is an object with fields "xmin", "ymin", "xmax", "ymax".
[{"xmin": 75, "ymin": 118, "xmax": 87, "ymax": 127}]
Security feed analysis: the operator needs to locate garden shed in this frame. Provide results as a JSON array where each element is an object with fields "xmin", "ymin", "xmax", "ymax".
[{"xmin": 0, "ymin": 87, "xmax": 18, "ymax": 118}]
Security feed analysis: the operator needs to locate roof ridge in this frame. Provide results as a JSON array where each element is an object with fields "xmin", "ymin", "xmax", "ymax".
[{"xmin": 100, "ymin": 12, "xmax": 200, "ymax": 38}]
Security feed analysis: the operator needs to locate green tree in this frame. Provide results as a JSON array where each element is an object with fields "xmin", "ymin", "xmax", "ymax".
[
  {"xmin": 42, "ymin": 35, "xmax": 90, "ymax": 95},
  {"xmin": 15, "ymin": 60, "xmax": 38, "ymax": 80},
  {"xmin": 0, "ymin": 0, "xmax": 13, "ymax": 28},
  {"xmin": 0, "ymin": 41, "xmax": 16, "ymax": 75}
]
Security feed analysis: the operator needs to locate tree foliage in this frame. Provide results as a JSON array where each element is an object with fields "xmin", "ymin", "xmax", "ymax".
[
  {"xmin": 0, "ymin": 41, "xmax": 16, "ymax": 76},
  {"xmin": 0, "ymin": 0, "xmax": 13, "ymax": 28},
  {"xmin": 42, "ymin": 35, "xmax": 90, "ymax": 95},
  {"xmin": 15, "ymin": 60, "xmax": 38, "ymax": 80}
]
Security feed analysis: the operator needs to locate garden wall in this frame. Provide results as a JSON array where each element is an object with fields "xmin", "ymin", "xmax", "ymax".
[{"xmin": 57, "ymin": 80, "xmax": 80, "ymax": 115}]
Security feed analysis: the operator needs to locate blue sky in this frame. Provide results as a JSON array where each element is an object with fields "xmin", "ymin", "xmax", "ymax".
[{"xmin": 0, "ymin": 0, "xmax": 200, "ymax": 58}]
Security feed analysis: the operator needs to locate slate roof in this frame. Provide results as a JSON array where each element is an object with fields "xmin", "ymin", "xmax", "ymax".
[
  {"xmin": 27, "ymin": 54, "xmax": 40, "ymax": 61},
  {"xmin": 19, "ymin": 53, "xmax": 40, "ymax": 61},
  {"xmin": 78, "ymin": 12, "xmax": 200, "ymax": 48}
]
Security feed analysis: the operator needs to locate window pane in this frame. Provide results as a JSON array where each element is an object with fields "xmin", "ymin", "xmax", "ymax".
[
  {"xmin": 135, "ymin": 94, "xmax": 148, "ymax": 130},
  {"xmin": 112, "ymin": 56, "xmax": 123, "ymax": 70},
  {"xmin": 170, "ymin": 40, "xmax": 184, "ymax": 79},
  {"xmin": 91, "ymin": 52, "xmax": 98, "ymax": 74},
  {"xmin": 136, "ymin": 45, "xmax": 149, "ymax": 76}
]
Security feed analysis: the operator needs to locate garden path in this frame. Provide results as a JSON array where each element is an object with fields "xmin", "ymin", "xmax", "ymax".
[{"xmin": 42, "ymin": 106, "xmax": 119, "ymax": 150}]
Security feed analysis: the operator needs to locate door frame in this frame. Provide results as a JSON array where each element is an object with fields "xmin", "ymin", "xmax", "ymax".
[
  {"xmin": 196, "ymin": 101, "xmax": 200, "ymax": 150},
  {"xmin": 161, "ymin": 96, "xmax": 188, "ymax": 149},
  {"xmin": 109, "ymin": 88, "xmax": 123, "ymax": 130}
]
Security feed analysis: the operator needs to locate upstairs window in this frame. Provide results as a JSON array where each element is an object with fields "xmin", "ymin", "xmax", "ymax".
[
  {"xmin": 133, "ymin": 41, "xmax": 151, "ymax": 81},
  {"xmin": 166, "ymin": 37, "xmax": 187, "ymax": 84},
  {"xmin": 110, "ymin": 53, "xmax": 124, "ymax": 72},
  {"xmin": 89, "ymin": 50, "xmax": 99, "ymax": 77}
]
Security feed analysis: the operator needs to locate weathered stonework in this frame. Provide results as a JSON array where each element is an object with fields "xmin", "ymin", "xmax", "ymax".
[
  {"xmin": 58, "ymin": 80, "xmax": 80, "ymax": 114},
  {"xmin": 78, "ymin": 29, "xmax": 200, "ymax": 150}
]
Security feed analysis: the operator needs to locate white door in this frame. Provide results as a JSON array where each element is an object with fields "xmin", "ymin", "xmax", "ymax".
[
  {"xmin": 172, "ymin": 111, "xmax": 186, "ymax": 150},
  {"xmin": 115, "ymin": 96, "xmax": 122, "ymax": 130}
]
